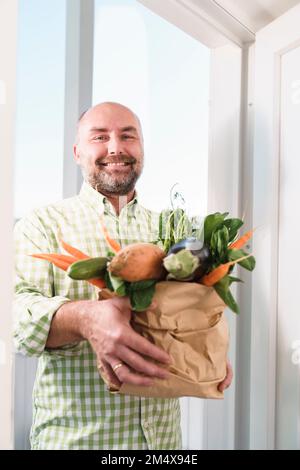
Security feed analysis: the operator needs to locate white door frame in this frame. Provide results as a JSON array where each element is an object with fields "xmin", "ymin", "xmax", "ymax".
[
  {"xmin": 0, "ymin": 0, "xmax": 18, "ymax": 450},
  {"xmin": 8, "ymin": 0, "xmax": 258, "ymax": 449},
  {"xmin": 251, "ymin": 3, "xmax": 300, "ymax": 450},
  {"xmin": 138, "ymin": 0, "xmax": 255, "ymax": 450}
]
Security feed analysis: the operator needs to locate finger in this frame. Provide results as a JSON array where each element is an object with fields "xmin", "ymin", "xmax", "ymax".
[
  {"xmin": 116, "ymin": 344, "xmax": 170, "ymax": 379},
  {"xmin": 97, "ymin": 359, "xmax": 122, "ymax": 390},
  {"xmin": 225, "ymin": 362, "xmax": 233, "ymax": 384},
  {"xmin": 227, "ymin": 365, "xmax": 233, "ymax": 382},
  {"xmin": 110, "ymin": 360, "xmax": 155, "ymax": 387},
  {"xmin": 218, "ymin": 380, "xmax": 229, "ymax": 392},
  {"xmin": 123, "ymin": 328, "xmax": 171, "ymax": 365},
  {"xmin": 148, "ymin": 299, "xmax": 158, "ymax": 310},
  {"xmin": 218, "ymin": 365, "xmax": 233, "ymax": 392}
]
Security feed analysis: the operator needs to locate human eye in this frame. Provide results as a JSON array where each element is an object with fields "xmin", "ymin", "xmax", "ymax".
[
  {"xmin": 122, "ymin": 134, "xmax": 135, "ymax": 140},
  {"xmin": 94, "ymin": 135, "xmax": 108, "ymax": 142}
]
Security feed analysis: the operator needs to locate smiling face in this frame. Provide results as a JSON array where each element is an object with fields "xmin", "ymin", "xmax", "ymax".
[{"xmin": 73, "ymin": 102, "xmax": 144, "ymax": 195}]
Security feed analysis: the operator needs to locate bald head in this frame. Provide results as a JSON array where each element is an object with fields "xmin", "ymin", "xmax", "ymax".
[{"xmin": 76, "ymin": 102, "xmax": 143, "ymax": 144}]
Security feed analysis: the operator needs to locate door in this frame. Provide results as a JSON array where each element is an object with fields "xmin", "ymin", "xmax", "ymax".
[{"xmin": 251, "ymin": 3, "xmax": 300, "ymax": 449}]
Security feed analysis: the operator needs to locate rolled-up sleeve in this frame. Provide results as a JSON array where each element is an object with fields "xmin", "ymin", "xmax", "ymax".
[{"xmin": 13, "ymin": 212, "xmax": 71, "ymax": 357}]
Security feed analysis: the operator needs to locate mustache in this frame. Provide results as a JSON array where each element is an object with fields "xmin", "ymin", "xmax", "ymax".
[{"xmin": 96, "ymin": 156, "xmax": 137, "ymax": 166}]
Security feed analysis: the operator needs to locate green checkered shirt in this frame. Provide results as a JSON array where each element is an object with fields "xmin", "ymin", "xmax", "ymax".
[{"xmin": 13, "ymin": 182, "xmax": 182, "ymax": 450}]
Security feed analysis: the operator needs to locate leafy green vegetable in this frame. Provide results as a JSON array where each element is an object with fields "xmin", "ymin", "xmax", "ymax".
[
  {"xmin": 210, "ymin": 226, "xmax": 229, "ymax": 263},
  {"xmin": 228, "ymin": 249, "xmax": 256, "ymax": 271},
  {"xmin": 158, "ymin": 208, "xmax": 193, "ymax": 253},
  {"xmin": 223, "ymin": 218, "xmax": 244, "ymax": 243},
  {"xmin": 204, "ymin": 212, "xmax": 229, "ymax": 246},
  {"xmin": 104, "ymin": 275, "xmax": 157, "ymax": 311},
  {"xmin": 128, "ymin": 281, "xmax": 156, "ymax": 312},
  {"xmin": 106, "ymin": 250, "xmax": 116, "ymax": 259},
  {"xmin": 227, "ymin": 275, "xmax": 244, "ymax": 284},
  {"xmin": 128, "ymin": 279, "xmax": 157, "ymax": 291},
  {"xmin": 105, "ymin": 271, "xmax": 127, "ymax": 296},
  {"xmin": 214, "ymin": 275, "xmax": 240, "ymax": 314}
]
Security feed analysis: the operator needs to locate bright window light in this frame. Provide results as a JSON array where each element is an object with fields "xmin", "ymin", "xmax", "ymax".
[{"xmin": 93, "ymin": 0, "xmax": 210, "ymax": 217}]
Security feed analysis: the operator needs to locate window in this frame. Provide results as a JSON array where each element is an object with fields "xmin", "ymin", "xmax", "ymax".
[
  {"xmin": 93, "ymin": 0, "xmax": 210, "ymax": 216},
  {"xmin": 13, "ymin": 0, "xmax": 67, "ymax": 450},
  {"xmin": 14, "ymin": 0, "xmax": 66, "ymax": 219}
]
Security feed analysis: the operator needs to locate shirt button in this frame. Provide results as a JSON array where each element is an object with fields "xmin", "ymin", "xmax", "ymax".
[{"xmin": 143, "ymin": 421, "xmax": 149, "ymax": 429}]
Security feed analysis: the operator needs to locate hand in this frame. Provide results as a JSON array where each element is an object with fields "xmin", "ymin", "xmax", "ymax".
[
  {"xmin": 218, "ymin": 359, "xmax": 233, "ymax": 392},
  {"xmin": 80, "ymin": 296, "xmax": 171, "ymax": 388}
]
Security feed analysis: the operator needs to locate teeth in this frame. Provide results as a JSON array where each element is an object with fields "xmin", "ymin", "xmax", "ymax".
[{"xmin": 103, "ymin": 162, "xmax": 129, "ymax": 166}]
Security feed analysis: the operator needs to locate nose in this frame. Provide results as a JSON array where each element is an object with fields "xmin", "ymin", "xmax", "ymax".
[{"xmin": 107, "ymin": 136, "xmax": 124, "ymax": 155}]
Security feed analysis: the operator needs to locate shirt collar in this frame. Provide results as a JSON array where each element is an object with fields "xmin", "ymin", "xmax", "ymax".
[{"xmin": 78, "ymin": 181, "xmax": 138, "ymax": 217}]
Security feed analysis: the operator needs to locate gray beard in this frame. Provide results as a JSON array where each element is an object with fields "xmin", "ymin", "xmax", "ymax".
[{"xmin": 83, "ymin": 166, "xmax": 142, "ymax": 196}]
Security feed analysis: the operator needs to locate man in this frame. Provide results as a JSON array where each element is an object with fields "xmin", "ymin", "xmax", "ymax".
[{"xmin": 14, "ymin": 102, "xmax": 232, "ymax": 450}]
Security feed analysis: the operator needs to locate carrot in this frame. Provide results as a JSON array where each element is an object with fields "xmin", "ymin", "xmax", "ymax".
[
  {"xmin": 30, "ymin": 253, "xmax": 106, "ymax": 288},
  {"xmin": 29, "ymin": 253, "xmax": 77, "ymax": 271},
  {"xmin": 200, "ymin": 254, "xmax": 252, "ymax": 287},
  {"xmin": 99, "ymin": 216, "xmax": 121, "ymax": 253},
  {"xmin": 229, "ymin": 228, "xmax": 255, "ymax": 250},
  {"xmin": 87, "ymin": 278, "xmax": 106, "ymax": 289},
  {"xmin": 59, "ymin": 238, "xmax": 90, "ymax": 260}
]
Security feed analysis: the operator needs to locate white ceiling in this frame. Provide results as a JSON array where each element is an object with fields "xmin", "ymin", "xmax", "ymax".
[{"xmin": 212, "ymin": 0, "xmax": 300, "ymax": 32}]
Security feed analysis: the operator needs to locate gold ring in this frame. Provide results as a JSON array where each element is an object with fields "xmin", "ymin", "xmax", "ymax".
[{"xmin": 112, "ymin": 362, "xmax": 123, "ymax": 372}]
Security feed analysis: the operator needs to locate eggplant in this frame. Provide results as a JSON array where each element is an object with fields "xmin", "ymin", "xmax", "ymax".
[
  {"xmin": 165, "ymin": 238, "xmax": 211, "ymax": 281},
  {"xmin": 167, "ymin": 237, "xmax": 203, "ymax": 255},
  {"xmin": 192, "ymin": 244, "xmax": 211, "ymax": 279}
]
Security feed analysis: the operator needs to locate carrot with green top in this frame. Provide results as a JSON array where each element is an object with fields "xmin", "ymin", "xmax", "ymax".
[
  {"xmin": 200, "ymin": 254, "xmax": 252, "ymax": 287},
  {"xmin": 229, "ymin": 228, "xmax": 255, "ymax": 250},
  {"xmin": 99, "ymin": 216, "xmax": 121, "ymax": 253},
  {"xmin": 59, "ymin": 239, "xmax": 90, "ymax": 260}
]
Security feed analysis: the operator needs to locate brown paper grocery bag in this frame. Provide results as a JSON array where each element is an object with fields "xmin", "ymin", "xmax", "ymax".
[{"xmin": 98, "ymin": 281, "xmax": 229, "ymax": 399}]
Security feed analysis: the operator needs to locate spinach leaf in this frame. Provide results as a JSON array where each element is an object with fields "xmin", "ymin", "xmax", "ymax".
[
  {"xmin": 218, "ymin": 226, "xmax": 229, "ymax": 260},
  {"xmin": 210, "ymin": 226, "xmax": 229, "ymax": 264},
  {"xmin": 214, "ymin": 275, "xmax": 240, "ymax": 314},
  {"xmin": 204, "ymin": 212, "xmax": 229, "ymax": 246},
  {"xmin": 129, "ymin": 283, "xmax": 156, "ymax": 312},
  {"xmin": 228, "ymin": 275, "xmax": 244, "ymax": 284},
  {"xmin": 128, "ymin": 280, "xmax": 157, "ymax": 291},
  {"xmin": 104, "ymin": 271, "xmax": 113, "ymax": 291},
  {"xmin": 228, "ymin": 249, "xmax": 256, "ymax": 271},
  {"xmin": 223, "ymin": 218, "xmax": 244, "ymax": 243}
]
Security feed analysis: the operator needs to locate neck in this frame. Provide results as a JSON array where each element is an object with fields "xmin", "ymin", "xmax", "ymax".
[{"xmin": 99, "ymin": 190, "xmax": 135, "ymax": 215}]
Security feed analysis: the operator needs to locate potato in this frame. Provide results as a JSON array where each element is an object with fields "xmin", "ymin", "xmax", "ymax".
[{"xmin": 108, "ymin": 243, "xmax": 166, "ymax": 282}]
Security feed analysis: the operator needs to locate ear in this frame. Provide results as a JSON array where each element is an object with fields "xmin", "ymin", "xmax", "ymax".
[{"xmin": 73, "ymin": 144, "xmax": 80, "ymax": 165}]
